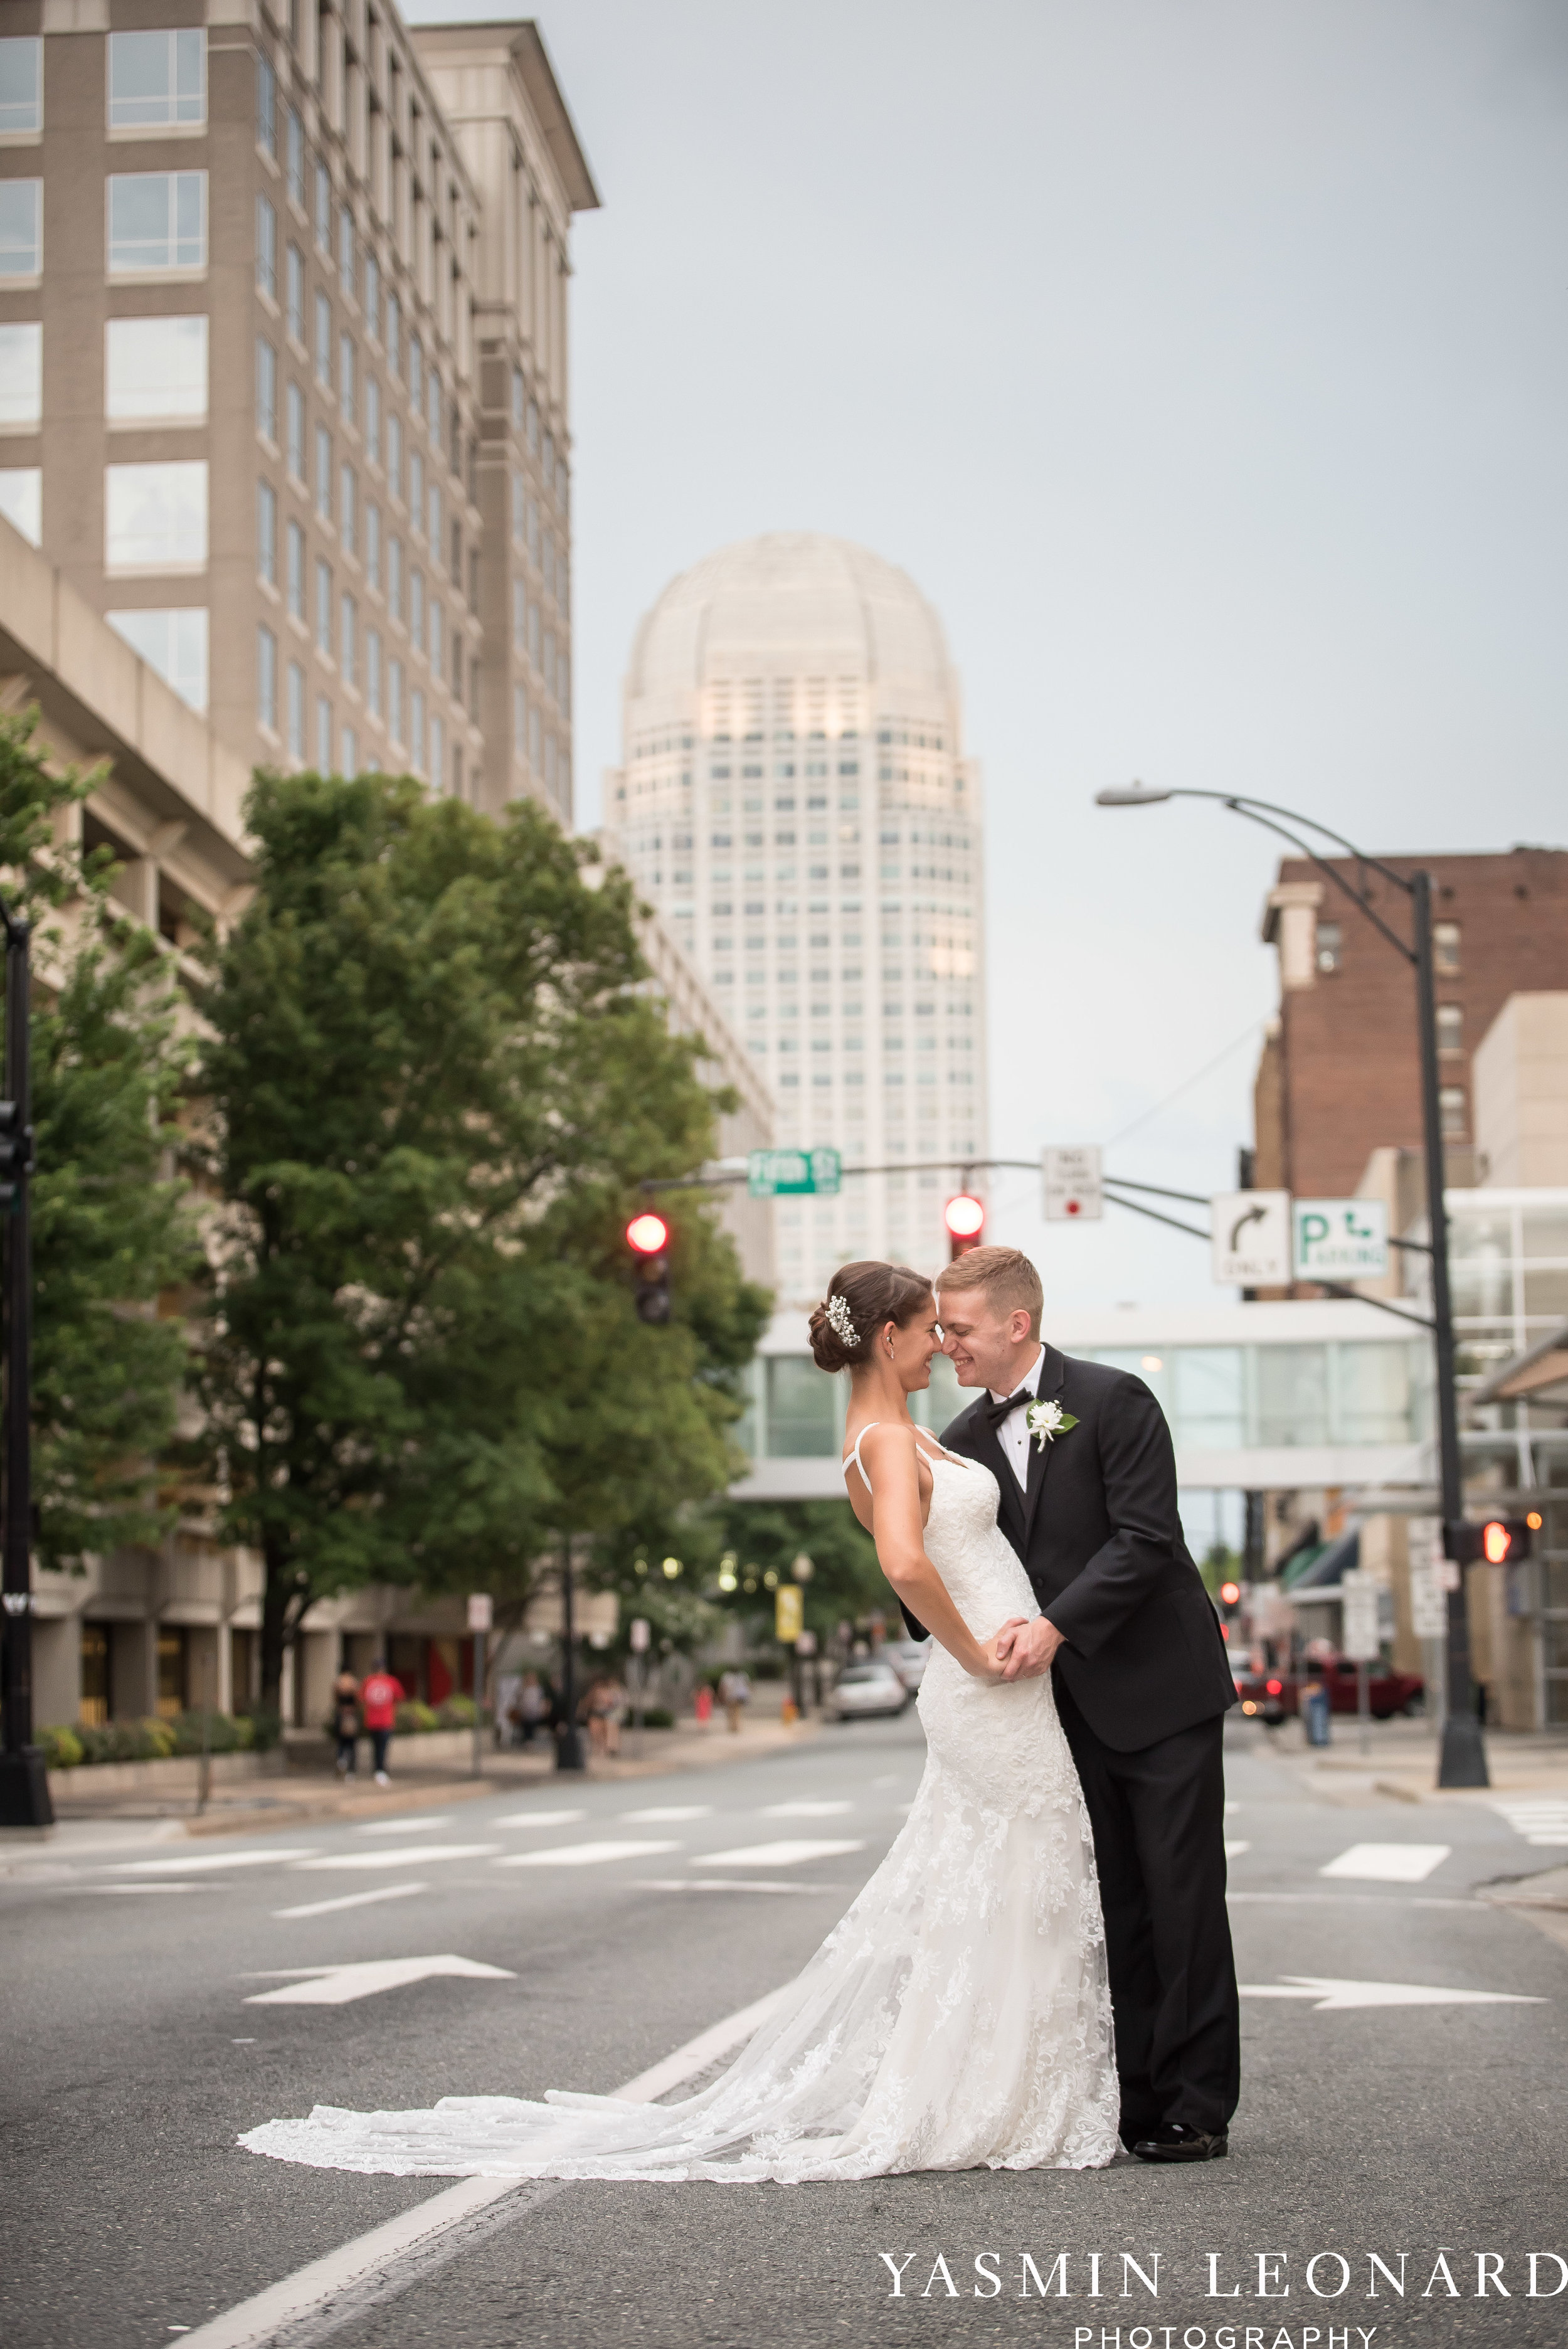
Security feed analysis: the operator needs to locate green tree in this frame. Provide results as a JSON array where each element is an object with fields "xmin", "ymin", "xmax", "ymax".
[
  {"xmin": 189, "ymin": 770, "xmax": 769, "ymax": 1709},
  {"xmin": 0, "ymin": 711, "xmax": 198, "ymax": 1567},
  {"xmin": 593, "ymin": 1495, "xmax": 889, "ymax": 1660}
]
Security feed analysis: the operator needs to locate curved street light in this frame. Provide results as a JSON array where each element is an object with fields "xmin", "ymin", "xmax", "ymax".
[{"xmin": 1096, "ymin": 782, "xmax": 1486, "ymax": 1790}]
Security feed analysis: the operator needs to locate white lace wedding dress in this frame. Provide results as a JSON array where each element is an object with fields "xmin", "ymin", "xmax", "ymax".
[{"xmin": 240, "ymin": 1433, "xmax": 1120, "ymax": 2182}]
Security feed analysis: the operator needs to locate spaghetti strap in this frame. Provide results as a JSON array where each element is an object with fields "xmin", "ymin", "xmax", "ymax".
[
  {"xmin": 842, "ymin": 1424, "xmax": 968, "ymax": 1488},
  {"xmin": 842, "ymin": 1423, "xmax": 882, "ymax": 1489}
]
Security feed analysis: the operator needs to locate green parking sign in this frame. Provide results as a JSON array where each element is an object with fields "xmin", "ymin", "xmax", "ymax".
[{"xmin": 1292, "ymin": 1198, "xmax": 1389, "ymax": 1280}]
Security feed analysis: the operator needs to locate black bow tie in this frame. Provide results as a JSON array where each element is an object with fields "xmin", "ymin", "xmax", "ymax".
[{"xmin": 982, "ymin": 1387, "xmax": 1034, "ymax": 1431}]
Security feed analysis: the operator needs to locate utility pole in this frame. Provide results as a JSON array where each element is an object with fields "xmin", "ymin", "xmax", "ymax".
[{"xmin": 0, "ymin": 896, "xmax": 50, "ymax": 1827}]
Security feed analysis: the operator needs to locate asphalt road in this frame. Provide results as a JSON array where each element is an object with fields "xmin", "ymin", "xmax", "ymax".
[{"xmin": 3, "ymin": 1712, "xmax": 1565, "ymax": 2349}]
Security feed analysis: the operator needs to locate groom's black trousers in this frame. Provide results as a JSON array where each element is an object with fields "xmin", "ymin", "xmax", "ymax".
[{"xmin": 1054, "ymin": 1676, "xmax": 1240, "ymax": 2140}]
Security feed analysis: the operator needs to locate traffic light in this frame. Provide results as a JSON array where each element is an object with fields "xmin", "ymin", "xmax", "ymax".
[
  {"xmin": 0, "ymin": 1100, "xmax": 29, "ymax": 1210},
  {"xmin": 1448, "ymin": 1517, "xmax": 1536, "ymax": 1567},
  {"xmin": 944, "ymin": 1193, "xmax": 985, "ymax": 1260},
  {"xmin": 626, "ymin": 1210, "xmax": 672, "ymax": 1325}
]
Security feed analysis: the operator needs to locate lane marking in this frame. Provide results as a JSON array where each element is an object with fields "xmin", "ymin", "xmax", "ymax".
[
  {"xmin": 70, "ymin": 1882, "xmax": 201, "ymax": 1896},
  {"xmin": 1320, "ymin": 1842, "xmax": 1451, "ymax": 1883},
  {"xmin": 760, "ymin": 1800, "xmax": 853, "ymax": 1818},
  {"xmin": 1491, "ymin": 1798, "xmax": 1568, "ymax": 1847},
  {"xmin": 633, "ymin": 1878, "xmax": 838, "ymax": 1895},
  {"xmin": 620, "ymin": 1805, "xmax": 712, "ymax": 1822},
  {"xmin": 1229, "ymin": 1890, "xmax": 1475, "ymax": 1908},
  {"xmin": 694, "ymin": 1838, "xmax": 864, "ymax": 1869},
  {"xmin": 492, "ymin": 1810, "xmax": 586, "ymax": 1828},
  {"xmin": 179, "ymin": 1986, "xmax": 792, "ymax": 2348},
  {"xmin": 1239, "ymin": 1974, "xmax": 1545, "ymax": 2011},
  {"xmin": 243, "ymin": 1955, "xmax": 516, "ymax": 2007},
  {"xmin": 492, "ymin": 1840, "xmax": 680, "ymax": 1870},
  {"xmin": 290, "ymin": 1845, "xmax": 502, "ymax": 1873},
  {"xmin": 355, "ymin": 1816, "xmax": 453, "ymax": 1835},
  {"xmin": 1224, "ymin": 1840, "xmax": 1251, "ymax": 1859},
  {"xmin": 273, "ymin": 1884, "xmax": 428, "ymax": 1921},
  {"xmin": 105, "ymin": 1850, "xmax": 319, "ymax": 1876}
]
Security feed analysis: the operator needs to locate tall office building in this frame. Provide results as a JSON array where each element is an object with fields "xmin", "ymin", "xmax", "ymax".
[
  {"xmin": 0, "ymin": 9, "xmax": 591, "ymax": 824},
  {"xmin": 606, "ymin": 532, "xmax": 989, "ymax": 1302}
]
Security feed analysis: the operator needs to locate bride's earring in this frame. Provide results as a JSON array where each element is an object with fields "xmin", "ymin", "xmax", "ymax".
[{"xmin": 885, "ymin": 1335, "xmax": 894, "ymax": 1359}]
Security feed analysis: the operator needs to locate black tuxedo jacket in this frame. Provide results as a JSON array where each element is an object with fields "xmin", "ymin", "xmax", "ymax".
[{"xmin": 909, "ymin": 1345, "xmax": 1237, "ymax": 1752}]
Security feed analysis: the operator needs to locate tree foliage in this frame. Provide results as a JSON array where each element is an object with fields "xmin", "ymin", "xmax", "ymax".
[
  {"xmin": 188, "ymin": 771, "xmax": 770, "ymax": 1707},
  {"xmin": 0, "ymin": 712, "xmax": 198, "ymax": 1567}
]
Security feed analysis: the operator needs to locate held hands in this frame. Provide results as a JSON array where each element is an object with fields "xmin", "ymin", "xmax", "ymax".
[{"xmin": 991, "ymin": 1615, "xmax": 1064, "ymax": 1682}]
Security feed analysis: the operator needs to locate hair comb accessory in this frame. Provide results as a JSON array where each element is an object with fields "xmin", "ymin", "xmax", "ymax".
[{"xmin": 824, "ymin": 1293, "xmax": 860, "ymax": 1349}]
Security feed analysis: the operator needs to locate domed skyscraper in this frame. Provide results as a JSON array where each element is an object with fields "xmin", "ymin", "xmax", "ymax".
[{"xmin": 607, "ymin": 534, "xmax": 988, "ymax": 1298}]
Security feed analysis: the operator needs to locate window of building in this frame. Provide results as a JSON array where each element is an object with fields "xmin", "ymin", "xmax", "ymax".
[
  {"xmin": 287, "ymin": 659, "xmax": 304, "ymax": 759},
  {"xmin": 108, "ymin": 172, "xmax": 204, "ymax": 273},
  {"xmin": 1437, "ymin": 1004, "xmax": 1464, "ymax": 1058},
  {"xmin": 430, "ymin": 713, "xmax": 444, "ymax": 793},
  {"xmin": 315, "ymin": 556, "xmax": 332, "ymax": 654},
  {"xmin": 285, "ymin": 381, "xmax": 304, "ymax": 480},
  {"xmin": 0, "ymin": 321, "xmax": 40, "ymax": 429},
  {"xmin": 512, "ymin": 578, "xmax": 525, "ymax": 650},
  {"xmin": 285, "ymin": 517, "xmax": 304, "ymax": 618},
  {"xmin": 429, "ymin": 595, "xmax": 442, "ymax": 675},
  {"xmin": 339, "ymin": 462, "xmax": 355, "ymax": 553},
  {"xmin": 1440, "ymin": 1086, "xmax": 1467, "ymax": 1139},
  {"xmin": 257, "ymin": 477, "xmax": 275, "ymax": 583},
  {"xmin": 106, "ymin": 314, "xmax": 206, "ymax": 424},
  {"xmin": 339, "ymin": 331, "xmax": 354, "ymax": 421},
  {"xmin": 0, "ymin": 179, "xmax": 41, "ymax": 277},
  {"xmin": 340, "ymin": 592, "xmax": 356, "ymax": 687},
  {"xmin": 366, "ymin": 627, "xmax": 382, "ymax": 718},
  {"xmin": 315, "ymin": 423, "xmax": 331, "ymax": 520},
  {"xmin": 285, "ymin": 108, "xmax": 304, "ymax": 208},
  {"xmin": 388, "ymin": 534, "xmax": 402, "ymax": 621},
  {"xmin": 1315, "ymin": 920, "xmax": 1342, "ymax": 975},
  {"xmin": 1434, "ymin": 920, "xmax": 1461, "ymax": 975},
  {"xmin": 364, "ymin": 501, "xmax": 381, "ymax": 590},
  {"xmin": 364, "ymin": 376, "xmax": 380, "ymax": 464},
  {"xmin": 338, "ymin": 203, "xmax": 354, "ymax": 295},
  {"xmin": 105, "ymin": 607, "xmax": 207, "ymax": 711},
  {"xmin": 285, "ymin": 243, "xmax": 304, "ymax": 342},
  {"xmin": 314, "ymin": 156, "xmax": 331, "ymax": 252},
  {"xmin": 317, "ymin": 694, "xmax": 332, "ymax": 772},
  {"xmin": 410, "ymin": 686, "xmax": 425, "ymax": 774},
  {"xmin": 385, "ymin": 290, "xmax": 400, "ymax": 378},
  {"xmin": 314, "ymin": 290, "xmax": 331, "ymax": 386},
  {"xmin": 386, "ymin": 655, "xmax": 403, "ymax": 744},
  {"xmin": 256, "ymin": 51, "xmax": 275, "ymax": 156},
  {"xmin": 257, "ymin": 622, "xmax": 277, "ymax": 730},
  {"xmin": 104, "ymin": 459, "xmax": 206, "ymax": 572},
  {"xmin": 107, "ymin": 29, "xmax": 205, "ymax": 130},
  {"xmin": 410, "ymin": 566, "xmax": 424, "ymax": 652},
  {"xmin": 363, "ymin": 252, "xmax": 380, "ymax": 344},
  {"xmin": 0, "ymin": 466, "xmax": 40, "ymax": 544},
  {"xmin": 255, "ymin": 335, "xmax": 276, "ymax": 442},
  {"xmin": 409, "ymin": 450, "xmax": 423, "ymax": 536},
  {"xmin": 428, "ymin": 480, "xmax": 440, "ymax": 549},
  {"xmin": 0, "ymin": 38, "xmax": 43, "ymax": 135},
  {"xmin": 408, "ymin": 332, "xmax": 423, "ymax": 417},
  {"xmin": 386, "ymin": 412, "xmax": 401, "ymax": 502}
]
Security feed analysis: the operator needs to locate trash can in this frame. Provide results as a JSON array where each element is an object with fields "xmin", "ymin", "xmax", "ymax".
[{"xmin": 1303, "ymin": 1682, "xmax": 1332, "ymax": 1747}]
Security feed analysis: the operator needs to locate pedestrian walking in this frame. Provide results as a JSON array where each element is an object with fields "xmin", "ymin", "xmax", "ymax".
[
  {"xmin": 331, "ymin": 1670, "xmax": 362, "ymax": 1778},
  {"xmin": 718, "ymin": 1667, "xmax": 752, "ymax": 1734},
  {"xmin": 358, "ymin": 1659, "xmax": 405, "ymax": 1785},
  {"xmin": 693, "ymin": 1682, "xmax": 713, "ymax": 1729},
  {"xmin": 583, "ymin": 1673, "xmax": 627, "ymax": 1759}
]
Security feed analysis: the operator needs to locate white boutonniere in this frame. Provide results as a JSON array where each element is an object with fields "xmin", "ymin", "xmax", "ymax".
[{"xmin": 1025, "ymin": 1398, "xmax": 1079, "ymax": 1451}]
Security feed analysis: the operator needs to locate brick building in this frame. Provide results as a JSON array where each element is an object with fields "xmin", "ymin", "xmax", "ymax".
[{"xmin": 1253, "ymin": 846, "xmax": 1568, "ymax": 1201}]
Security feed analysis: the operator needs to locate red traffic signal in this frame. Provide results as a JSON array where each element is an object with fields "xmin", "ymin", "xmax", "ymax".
[
  {"xmin": 1449, "ymin": 1516, "xmax": 1535, "ymax": 1567},
  {"xmin": 1219, "ymin": 1581, "xmax": 1242, "ymax": 1608},
  {"xmin": 626, "ymin": 1211, "xmax": 670, "ymax": 1256},
  {"xmin": 944, "ymin": 1194, "xmax": 985, "ymax": 1259},
  {"xmin": 627, "ymin": 1211, "xmax": 672, "ymax": 1325}
]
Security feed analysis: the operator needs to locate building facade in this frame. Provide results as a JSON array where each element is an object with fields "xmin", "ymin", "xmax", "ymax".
[
  {"xmin": 0, "ymin": 4, "xmax": 591, "ymax": 824},
  {"xmin": 605, "ymin": 533, "xmax": 988, "ymax": 1302},
  {"xmin": 1253, "ymin": 846, "xmax": 1568, "ymax": 1201}
]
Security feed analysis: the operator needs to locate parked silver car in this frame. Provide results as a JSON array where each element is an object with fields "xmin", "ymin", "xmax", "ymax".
[
  {"xmin": 880, "ymin": 1638, "xmax": 930, "ymax": 1692},
  {"xmin": 828, "ymin": 1660, "xmax": 911, "ymax": 1721}
]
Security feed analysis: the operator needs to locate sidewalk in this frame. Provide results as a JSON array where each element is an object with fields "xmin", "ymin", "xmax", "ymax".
[
  {"xmin": 33, "ymin": 1711, "xmax": 825, "ymax": 1840},
  {"xmin": 1248, "ymin": 1710, "xmax": 1568, "ymax": 1807}
]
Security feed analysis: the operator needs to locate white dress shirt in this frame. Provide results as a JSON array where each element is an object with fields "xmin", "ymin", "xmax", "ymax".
[{"xmin": 988, "ymin": 1346, "xmax": 1046, "ymax": 1490}]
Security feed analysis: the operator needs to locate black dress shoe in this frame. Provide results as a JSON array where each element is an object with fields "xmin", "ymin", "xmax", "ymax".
[{"xmin": 1131, "ymin": 2121, "xmax": 1228, "ymax": 2163}]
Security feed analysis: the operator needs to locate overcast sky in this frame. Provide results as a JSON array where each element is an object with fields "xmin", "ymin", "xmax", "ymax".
[{"xmin": 417, "ymin": 0, "xmax": 1567, "ymax": 1313}]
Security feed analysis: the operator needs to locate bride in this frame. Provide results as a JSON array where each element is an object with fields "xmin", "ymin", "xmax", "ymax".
[{"xmin": 241, "ymin": 1260, "xmax": 1120, "ymax": 2183}]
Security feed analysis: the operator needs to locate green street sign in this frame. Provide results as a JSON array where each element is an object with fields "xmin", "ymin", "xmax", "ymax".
[{"xmin": 748, "ymin": 1147, "xmax": 842, "ymax": 1198}]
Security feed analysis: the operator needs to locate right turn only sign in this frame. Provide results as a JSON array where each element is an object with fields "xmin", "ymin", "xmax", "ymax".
[{"xmin": 1210, "ymin": 1190, "xmax": 1291, "ymax": 1286}]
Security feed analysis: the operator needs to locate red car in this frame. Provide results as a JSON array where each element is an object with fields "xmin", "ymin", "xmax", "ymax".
[{"xmin": 1233, "ymin": 1655, "xmax": 1424, "ymax": 1723}]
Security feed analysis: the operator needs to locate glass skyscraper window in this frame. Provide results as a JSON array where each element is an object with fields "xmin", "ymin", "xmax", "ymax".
[
  {"xmin": 104, "ymin": 460, "xmax": 208, "ymax": 572},
  {"xmin": 107, "ymin": 30, "xmax": 205, "ymax": 129},
  {"xmin": 0, "ymin": 38, "xmax": 42, "ymax": 134},
  {"xmin": 108, "ymin": 174, "xmax": 205, "ymax": 273},
  {"xmin": 0, "ymin": 181, "xmax": 41, "ymax": 277},
  {"xmin": 0, "ymin": 322, "xmax": 41, "ymax": 428},
  {"xmin": 105, "ymin": 315, "xmax": 207, "ymax": 423}
]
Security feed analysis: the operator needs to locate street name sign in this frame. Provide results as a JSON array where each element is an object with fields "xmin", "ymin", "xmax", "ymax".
[
  {"xmin": 1042, "ymin": 1145, "xmax": 1104, "ymax": 1222},
  {"xmin": 1293, "ymin": 1197, "xmax": 1389, "ymax": 1281},
  {"xmin": 1210, "ymin": 1190, "xmax": 1291, "ymax": 1286},
  {"xmin": 748, "ymin": 1147, "xmax": 842, "ymax": 1198}
]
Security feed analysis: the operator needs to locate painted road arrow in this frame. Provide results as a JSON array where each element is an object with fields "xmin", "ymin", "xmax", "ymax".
[
  {"xmin": 243, "ymin": 1954, "xmax": 516, "ymax": 2007},
  {"xmin": 1239, "ymin": 1975, "xmax": 1545, "ymax": 2010}
]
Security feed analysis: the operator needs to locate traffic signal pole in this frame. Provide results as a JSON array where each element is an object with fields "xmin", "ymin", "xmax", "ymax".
[{"xmin": 0, "ymin": 897, "xmax": 49, "ymax": 1828}]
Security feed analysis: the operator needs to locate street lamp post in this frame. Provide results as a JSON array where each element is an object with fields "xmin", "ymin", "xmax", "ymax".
[
  {"xmin": 1096, "ymin": 783, "xmax": 1486, "ymax": 1788},
  {"xmin": 0, "ymin": 893, "xmax": 50, "ymax": 1827}
]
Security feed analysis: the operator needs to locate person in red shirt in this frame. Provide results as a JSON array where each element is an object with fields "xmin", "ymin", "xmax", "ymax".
[{"xmin": 358, "ymin": 1662, "xmax": 405, "ymax": 1784}]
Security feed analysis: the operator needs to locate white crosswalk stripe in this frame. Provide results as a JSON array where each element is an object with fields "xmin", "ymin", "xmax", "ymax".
[
  {"xmin": 1320, "ymin": 1842, "xmax": 1451, "ymax": 1882},
  {"xmin": 693, "ymin": 1839, "xmax": 865, "ymax": 1869},
  {"xmin": 1490, "ymin": 1798, "xmax": 1568, "ymax": 1847}
]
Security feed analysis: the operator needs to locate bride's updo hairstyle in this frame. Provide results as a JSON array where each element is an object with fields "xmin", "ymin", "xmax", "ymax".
[{"xmin": 808, "ymin": 1261, "xmax": 934, "ymax": 1374}]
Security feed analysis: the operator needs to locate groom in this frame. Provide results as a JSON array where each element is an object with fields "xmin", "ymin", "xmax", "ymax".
[{"xmin": 921, "ymin": 1244, "xmax": 1240, "ymax": 2163}]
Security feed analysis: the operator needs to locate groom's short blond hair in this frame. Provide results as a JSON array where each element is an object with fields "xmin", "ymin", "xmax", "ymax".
[{"xmin": 935, "ymin": 1246, "xmax": 1044, "ymax": 1339}]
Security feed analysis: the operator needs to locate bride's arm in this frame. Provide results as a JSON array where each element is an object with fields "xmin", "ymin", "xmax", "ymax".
[{"xmin": 852, "ymin": 1426, "xmax": 1004, "ymax": 1682}]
